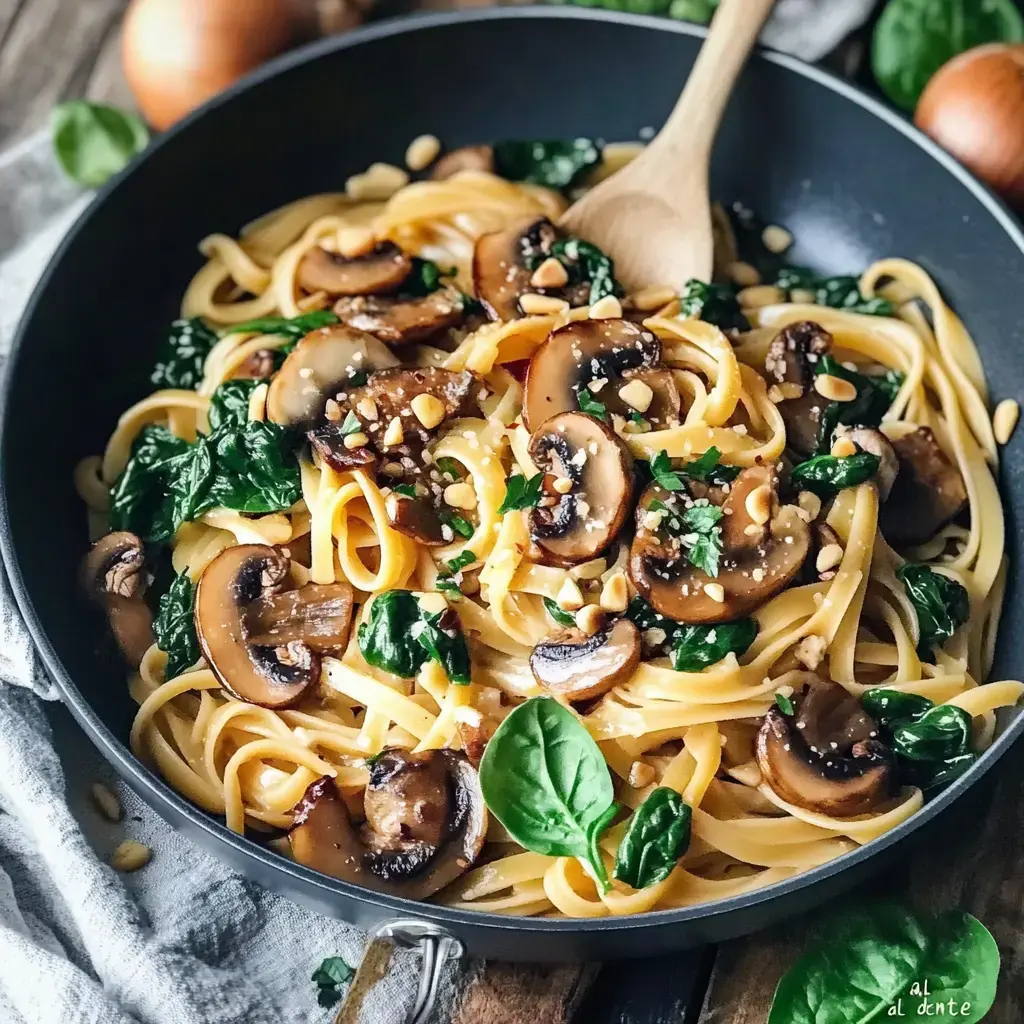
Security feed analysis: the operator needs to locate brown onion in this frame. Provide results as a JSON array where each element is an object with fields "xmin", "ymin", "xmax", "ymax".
[
  {"xmin": 122, "ymin": 0, "xmax": 298, "ymax": 131},
  {"xmin": 916, "ymin": 44, "xmax": 1024, "ymax": 208}
]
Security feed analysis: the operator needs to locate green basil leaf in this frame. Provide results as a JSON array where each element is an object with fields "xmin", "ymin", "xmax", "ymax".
[
  {"xmin": 311, "ymin": 956, "xmax": 354, "ymax": 1009},
  {"xmin": 358, "ymin": 591, "xmax": 425, "ymax": 678},
  {"xmin": 679, "ymin": 279, "xmax": 748, "ymax": 332},
  {"xmin": 225, "ymin": 310, "xmax": 340, "ymax": 341},
  {"xmin": 51, "ymin": 101, "xmax": 149, "ymax": 188},
  {"xmin": 892, "ymin": 703, "xmax": 973, "ymax": 762},
  {"xmin": 150, "ymin": 318, "xmax": 219, "ymax": 391},
  {"xmin": 872, "ymin": 0, "xmax": 1024, "ymax": 112},
  {"xmin": 768, "ymin": 902, "xmax": 999, "ymax": 1024},
  {"xmin": 498, "ymin": 473, "xmax": 544, "ymax": 514},
  {"xmin": 613, "ymin": 787, "xmax": 692, "ymax": 889},
  {"xmin": 681, "ymin": 446, "xmax": 740, "ymax": 484},
  {"xmin": 790, "ymin": 452, "xmax": 881, "ymax": 497},
  {"xmin": 671, "ymin": 619, "xmax": 757, "ymax": 672},
  {"xmin": 543, "ymin": 596, "xmax": 578, "ymax": 629},
  {"xmin": 479, "ymin": 696, "xmax": 616, "ymax": 890},
  {"xmin": 492, "ymin": 138, "xmax": 601, "ymax": 190},
  {"xmin": 650, "ymin": 450, "xmax": 685, "ymax": 491},
  {"xmin": 153, "ymin": 574, "xmax": 199, "ymax": 680},
  {"xmin": 576, "ymin": 388, "xmax": 609, "ymax": 421},
  {"xmin": 897, "ymin": 564, "xmax": 970, "ymax": 655}
]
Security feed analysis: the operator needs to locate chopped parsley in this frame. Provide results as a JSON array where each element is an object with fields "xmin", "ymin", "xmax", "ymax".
[
  {"xmin": 436, "ymin": 550, "xmax": 477, "ymax": 600},
  {"xmin": 498, "ymin": 473, "xmax": 544, "ymax": 514},
  {"xmin": 543, "ymin": 596, "xmax": 578, "ymax": 628},
  {"xmin": 311, "ymin": 956, "xmax": 354, "ymax": 1009},
  {"xmin": 391, "ymin": 483, "xmax": 417, "ymax": 498},
  {"xmin": 775, "ymin": 692, "xmax": 795, "ymax": 715},
  {"xmin": 339, "ymin": 410, "xmax": 362, "ymax": 436},
  {"xmin": 682, "ymin": 504, "xmax": 724, "ymax": 577},
  {"xmin": 435, "ymin": 456, "xmax": 463, "ymax": 481},
  {"xmin": 576, "ymin": 387, "xmax": 609, "ymax": 421},
  {"xmin": 682, "ymin": 446, "xmax": 740, "ymax": 485},
  {"xmin": 438, "ymin": 508, "xmax": 474, "ymax": 539},
  {"xmin": 650, "ymin": 450, "xmax": 685, "ymax": 492}
]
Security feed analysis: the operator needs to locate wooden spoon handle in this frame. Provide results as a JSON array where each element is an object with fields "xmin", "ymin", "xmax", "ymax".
[{"xmin": 658, "ymin": 0, "xmax": 776, "ymax": 160}]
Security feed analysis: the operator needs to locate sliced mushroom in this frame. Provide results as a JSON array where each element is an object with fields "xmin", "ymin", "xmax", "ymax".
[
  {"xmin": 288, "ymin": 748, "xmax": 487, "ymax": 898},
  {"xmin": 756, "ymin": 679, "xmax": 895, "ymax": 816},
  {"xmin": 195, "ymin": 545, "xmax": 320, "ymax": 708},
  {"xmin": 266, "ymin": 324, "xmax": 399, "ymax": 428},
  {"xmin": 765, "ymin": 321, "xmax": 832, "ymax": 456},
  {"xmin": 334, "ymin": 285, "xmax": 466, "ymax": 346},
  {"xmin": 296, "ymin": 242, "xmax": 413, "ymax": 297},
  {"xmin": 839, "ymin": 426, "xmax": 899, "ymax": 500},
  {"xmin": 629, "ymin": 465, "xmax": 811, "ymax": 624},
  {"xmin": 528, "ymin": 411, "xmax": 634, "ymax": 566},
  {"xmin": 530, "ymin": 618, "xmax": 641, "ymax": 701},
  {"xmin": 880, "ymin": 427, "xmax": 968, "ymax": 547},
  {"xmin": 247, "ymin": 582, "xmax": 354, "ymax": 653},
  {"xmin": 432, "ymin": 145, "xmax": 495, "ymax": 181},
  {"xmin": 473, "ymin": 216, "xmax": 590, "ymax": 322},
  {"xmin": 607, "ymin": 367, "xmax": 682, "ymax": 429},
  {"xmin": 231, "ymin": 349, "xmax": 276, "ymax": 381},
  {"xmin": 524, "ymin": 319, "xmax": 662, "ymax": 431},
  {"xmin": 82, "ymin": 532, "xmax": 153, "ymax": 666}
]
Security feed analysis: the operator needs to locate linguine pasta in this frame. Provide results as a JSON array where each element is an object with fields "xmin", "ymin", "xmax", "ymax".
[{"xmin": 77, "ymin": 145, "xmax": 1022, "ymax": 919}]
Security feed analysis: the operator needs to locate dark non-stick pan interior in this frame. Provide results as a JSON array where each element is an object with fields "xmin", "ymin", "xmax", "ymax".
[{"xmin": 3, "ymin": 9, "xmax": 1023, "ymax": 961}]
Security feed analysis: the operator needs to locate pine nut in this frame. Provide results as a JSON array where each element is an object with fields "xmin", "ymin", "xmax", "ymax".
[
  {"xmin": 247, "ymin": 382, "xmax": 269, "ymax": 423},
  {"xmin": 704, "ymin": 583, "xmax": 726, "ymax": 603},
  {"xmin": 381, "ymin": 461, "xmax": 405, "ymax": 478},
  {"xmin": 728, "ymin": 261, "xmax": 761, "ymax": 287},
  {"xmin": 791, "ymin": 288, "xmax": 816, "ymax": 304},
  {"xmin": 530, "ymin": 257, "xmax": 569, "ymax": 290},
  {"xmin": 383, "ymin": 417, "xmax": 404, "ymax": 446},
  {"xmin": 589, "ymin": 295, "xmax": 623, "ymax": 319},
  {"xmin": 571, "ymin": 558, "xmax": 607, "ymax": 581},
  {"xmin": 346, "ymin": 162, "xmax": 409, "ymax": 201},
  {"xmin": 405, "ymin": 133, "xmax": 441, "ymax": 172},
  {"xmin": 110, "ymin": 840, "xmax": 151, "ymax": 873},
  {"xmin": 556, "ymin": 578, "xmax": 584, "ymax": 612},
  {"xmin": 90, "ymin": 782, "xmax": 123, "ymax": 822},
  {"xmin": 618, "ymin": 379, "xmax": 654, "ymax": 413},
  {"xmin": 814, "ymin": 375, "xmax": 858, "ymax": 402},
  {"xmin": 751, "ymin": 567, "xmax": 765, "ymax": 582},
  {"xmin": 355, "ymin": 397, "xmax": 379, "ymax": 422},
  {"xmin": 830, "ymin": 437, "xmax": 858, "ymax": 458},
  {"xmin": 631, "ymin": 286, "xmax": 676, "ymax": 311},
  {"xmin": 552, "ymin": 476, "xmax": 574, "ymax": 495},
  {"xmin": 324, "ymin": 399, "xmax": 342, "ymax": 422},
  {"xmin": 336, "ymin": 225, "xmax": 377, "ymax": 258},
  {"xmin": 816, "ymin": 543, "xmax": 844, "ymax": 573},
  {"xmin": 520, "ymin": 293, "xmax": 569, "ymax": 316},
  {"xmin": 628, "ymin": 760, "xmax": 656, "ymax": 788},
  {"xmin": 411, "ymin": 393, "xmax": 446, "ymax": 429},
  {"xmin": 343, "ymin": 432, "xmax": 369, "ymax": 449},
  {"xmin": 599, "ymin": 571, "xmax": 629, "ymax": 613},
  {"xmin": 745, "ymin": 484, "xmax": 773, "ymax": 526},
  {"xmin": 762, "ymin": 225, "xmax": 793, "ymax": 254},
  {"xmin": 993, "ymin": 398, "xmax": 1019, "ymax": 445},
  {"xmin": 738, "ymin": 285, "xmax": 785, "ymax": 309},
  {"xmin": 797, "ymin": 491, "xmax": 822, "ymax": 521},
  {"xmin": 444, "ymin": 482, "xmax": 477, "ymax": 511},
  {"xmin": 768, "ymin": 382, "xmax": 804, "ymax": 403},
  {"xmin": 642, "ymin": 509, "xmax": 664, "ymax": 532},
  {"xmin": 575, "ymin": 604, "xmax": 607, "ymax": 636}
]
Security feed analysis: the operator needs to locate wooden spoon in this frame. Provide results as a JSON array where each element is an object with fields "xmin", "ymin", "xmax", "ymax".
[{"xmin": 560, "ymin": 0, "xmax": 777, "ymax": 292}]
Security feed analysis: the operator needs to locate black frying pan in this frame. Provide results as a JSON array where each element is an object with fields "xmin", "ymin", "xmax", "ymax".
[{"xmin": 3, "ymin": 7, "xmax": 1023, "ymax": 965}]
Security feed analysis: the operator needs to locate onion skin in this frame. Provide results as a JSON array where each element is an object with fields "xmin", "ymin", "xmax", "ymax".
[
  {"xmin": 122, "ymin": 0, "xmax": 297, "ymax": 131},
  {"xmin": 916, "ymin": 44, "xmax": 1024, "ymax": 208}
]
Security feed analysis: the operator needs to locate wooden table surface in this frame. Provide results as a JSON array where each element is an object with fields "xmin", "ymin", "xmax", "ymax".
[{"xmin": 2, "ymin": 2, "xmax": 1022, "ymax": 1022}]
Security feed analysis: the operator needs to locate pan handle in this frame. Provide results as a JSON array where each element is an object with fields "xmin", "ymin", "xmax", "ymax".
[{"xmin": 337, "ymin": 918, "xmax": 465, "ymax": 1024}]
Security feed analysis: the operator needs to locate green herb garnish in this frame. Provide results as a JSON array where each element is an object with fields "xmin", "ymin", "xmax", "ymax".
[{"xmin": 498, "ymin": 473, "xmax": 544, "ymax": 514}]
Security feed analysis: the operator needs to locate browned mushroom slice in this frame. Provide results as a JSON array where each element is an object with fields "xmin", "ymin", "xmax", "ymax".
[
  {"xmin": 609, "ymin": 368, "xmax": 682, "ymax": 429},
  {"xmin": 473, "ymin": 216, "xmax": 589, "ymax": 322},
  {"xmin": 334, "ymin": 285, "xmax": 465, "ymax": 346},
  {"xmin": 432, "ymin": 145, "xmax": 495, "ymax": 181},
  {"xmin": 267, "ymin": 325, "xmax": 399, "ymax": 428},
  {"xmin": 765, "ymin": 321, "xmax": 833, "ymax": 456},
  {"xmin": 528, "ymin": 411, "xmax": 634, "ymax": 567},
  {"xmin": 880, "ymin": 427, "xmax": 967, "ymax": 547},
  {"xmin": 384, "ymin": 491, "xmax": 447, "ymax": 547},
  {"xmin": 195, "ymin": 545, "xmax": 320, "ymax": 708},
  {"xmin": 530, "ymin": 618, "xmax": 641, "ymax": 701},
  {"xmin": 629, "ymin": 466, "xmax": 811, "ymax": 624},
  {"xmin": 288, "ymin": 748, "xmax": 487, "ymax": 898},
  {"xmin": 523, "ymin": 318, "xmax": 662, "ymax": 431},
  {"xmin": 756, "ymin": 680, "xmax": 895, "ymax": 816},
  {"xmin": 230, "ymin": 349, "xmax": 276, "ymax": 381},
  {"xmin": 296, "ymin": 242, "xmax": 412, "ymax": 297},
  {"xmin": 839, "ymin": 427, "xmax": 899, "ymax": 500},
  {"xmin": 82, "ymin": 532, "xmax": 154, "ymax": 666},
  {"xmin": 246, "ymin": 582, "xmax": 354, "ymax": 654}
]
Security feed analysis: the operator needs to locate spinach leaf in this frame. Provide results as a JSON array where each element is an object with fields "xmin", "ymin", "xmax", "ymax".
[
  {"xmin": 357, "ymin": 590, "xmax": 471, "ymax": 684},
  {"xmin": 404, "ymin": 258, "xmax": 456, "ymax": 297},
  {"xmin": 681, "ymin": 504, "xmax": 723, "ymax": 577},
  {"xmin": 891, "ymin": 703, "xmax": 973, "ymax": 762},
  {"xmin": 775, "ymin": 266, "xmax": 895, "ymax": 317},
  {"xmin": 208, "ymin": 379, "xmax": 260, "ymax": 430},
  {"xmin": 225, "ymin": 310, "xmax": 340, "ymax": 343},
  {"xmin": 790, "ymin": 452, "xmax": 881, "ymax": 498},
  {"xmin": 681, "ymin": 446, "xmax": 740, "ymax": 485},
  {"xmin": 679, "ymin": 279, "xmax": 748, "ymax": 332},
  {"xmin": 206, "ymin": 420, "xmax": 302, "ymax": 514},
  {"xmin": 872, "ymin": 0, "xmax": 1024, "ymax": 112},
  {"xmin": 436, "ymin": 550, "xmax": 477, "ymax": 600},
  {"xmin": 626, "ymin": 595, "xmax": 673, "ymax": 635},
  {"xmin": 613, "ymin": 787, "xmax": 692, "ymax": 889},
  {"xmin": 479, "ymin": 696, "xmax": 617, "ymax": 890},
  {"xmin": 51, "ymin": 101, "xmax": 149, "ymax": 188},
  {"xmin": 813, "ymin": 354, "xmax": 903, "ymax": 451},
  {"xmin": 860, "ymin": 687, "xmax": 934, "ymax": 728},
  {"xmin": 150, "ymin": 318, "xmax": 219, "ymax": 391},
  {"xmin": 768, "ymin": 902, "xmax": 999, "ymax": 1024},
  {"xmin": 649, "ymin": 450, "xmax": 685, "ymax": 491},
  {"xmin": 550, "ymin": 237, "xmax": 621, "ymax": 305},
  {"xmin": 576, "ymin": 388, "xmax": 609, "ymax": 421},
  {"xmin": 897, "ymin": 564, "xmax": 970, "ymax": 655},
  {"xmin": 543, "ymin": 596, "xmax": 578, "ymax": 629},
  {"xmin": 152, "ymin": 573, "xmax": 199, "ymax": 680},
  {"xmin": 492, "ymin": 138, "xmax": 601, "ymax": 190},
  {"xmin": 671, "ymin": 619, "xmax": 757, "ymax": 672},
  {"xmin": 311, "ymin": 956, "xmax": 354, "ymax": 1009},
  {"xmin": 498, "ymin": 473, "xmax": 544, "ymax": 514}
]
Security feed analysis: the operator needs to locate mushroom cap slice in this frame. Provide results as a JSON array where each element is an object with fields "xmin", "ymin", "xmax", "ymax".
[
  {"xmin": 266, "ymin": 324, "xmax": 399, "ymax": 428},
  {"xmin": 333, "ymin": 286, "xmax": 466, "ymax": 346},
  {"xmin": 473, "ymin": 216, "xmax": 589, "ymax": 322},
  {"xmin": 528, "ymin": 411, "xmax": 634, "ymax": 567},
  {"xmin": 765, "ymin": 321, "xmax": 832, "ymax": 456},
  {"xmin": 530, "ymin": 618, "xmax": 641, "ymax": 701},
  {"xmin": 296, "ymin": 242, "xmax": 413, "ymax": 297},
  {"xmin": 523, "ymin": 318, "xmax": 661, "ymax": 431},
  {"xmin": 288, "ymin": 748, "xmax": 487, "ymax": 899},
  {"xmin": 880, "ymin": 427, "xmax": 967, "ymax": 546},
  {"xmin": 432, "ymin": 145, "xmax": 495, "ymax": 181},
  {"xmin": 756, "ymin": 680, "xmax": 895, "ymax": 816},
  {"xmin": 629, "ymin": 466, "xmax": 811, "ymax": 624},
  {"xmin": 840, "ymin": 426, "xmax": 899, "ymax": 501},
  {"xmin": 195, "ymin": 544, "xmax": 320, "ymax": 709},
  {"xmin": 247, "ymin": 582, "xmax": 354, "ymax": 654}
]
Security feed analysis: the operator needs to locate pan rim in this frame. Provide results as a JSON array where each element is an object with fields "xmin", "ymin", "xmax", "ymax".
[{"xmin": 2, "ymin": 6, "xmax": 1022, "ymax": 936}]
